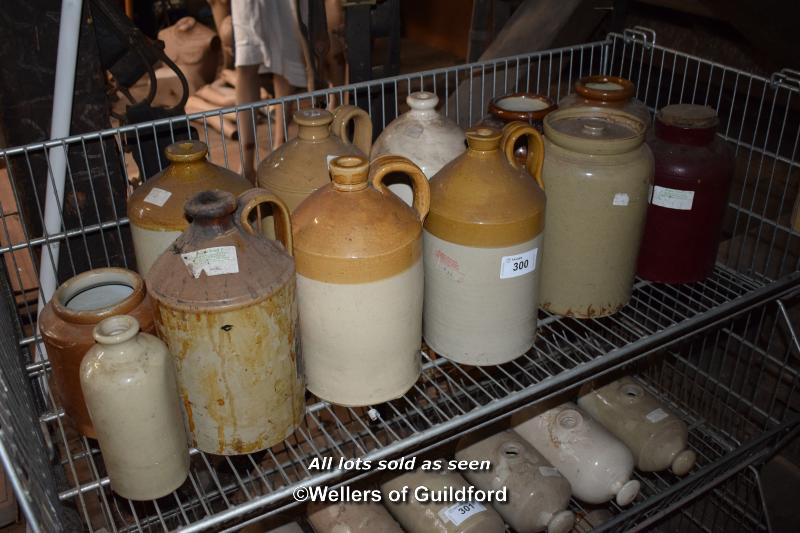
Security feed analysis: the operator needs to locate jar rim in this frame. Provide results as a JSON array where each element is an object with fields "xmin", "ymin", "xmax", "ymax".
[{"xmin": 51, "ymin": 268, "xmax": 146, "ymax": 325}]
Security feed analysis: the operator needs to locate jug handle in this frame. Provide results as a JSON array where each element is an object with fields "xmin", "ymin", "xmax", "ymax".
[
  {"xmin": 370, "ymin": 154, "xmax": 430, "ymax": 222},
  {"xmin": 236, "ymin": 188, "xmax": 293, "ymax": 256},
  {"xmin": 501, "ymin": 121, "xmax": 545, "ymax": 189},
  {"xmin": 331, "ymin": 105, "xmax": 373, "ymax": 155}
]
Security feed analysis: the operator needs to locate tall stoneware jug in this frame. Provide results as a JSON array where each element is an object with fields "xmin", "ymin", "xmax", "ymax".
[
  {"xmin": 128, "ymin": 140, "xmax": 251, "ymax": 275},
  {"xmin": 39, "ymin": 268, "xmax": 155, "ymax": 438},
  {"xmin": 371, "ymin": 91, "xmax": 466, "ymax": 205},
  {"xmin": 513, "ymin": 402, "xmax": 640, "ymax": 506},
  {"xmin": 456, "ymin": 429, "xmax": 574, "ymax": 533},
  {"xmin": 146, "ymin": 189, "xmax": 304, "ymax": 454},
  {"xmin": 637, "ymin": 104, "xmax": 734, "ymax": 283},
  {"xmin": 381, "ymin": 468, "xmax": 506, "ymax": 533},
  {"xmin": 423, "ymin": 124, "xmax": 546, "ymax": 365},
  {"xmin": 559, "ymin": 75, "xmax": 650, "ymax": 125},
  {"xmin": 578, "ymin": 376, "xmax": 696, "ymax": 475},
  {"xmin": 80, "ymin": 315, "xmax": 189, "ymax": 500},
  {"xmin": 292, "ymin": 155, "xmax": 428, "ymax": 406},
  {"xmin": 539, "ymin": 107, "xmax": 653, "ymax": 318},
  {"xmin": 307, "ymin": 501, "xmax": 403, "ymax": 532}
]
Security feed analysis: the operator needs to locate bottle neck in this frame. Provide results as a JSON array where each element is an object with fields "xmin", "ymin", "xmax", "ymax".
[
  {"xmin": 298, "ymin": 124, "xmax": 331, "ymax": 141},
  {"xmin": 655, "ymin": 119, "xmax": 716, "ymax": 146}
]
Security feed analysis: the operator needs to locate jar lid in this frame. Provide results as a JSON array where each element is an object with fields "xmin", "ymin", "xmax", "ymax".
[
  {"xmin": 657, "ymin": 104, "xmax": 719, "ymax": 129},
  {"xmin": 544, "ymin": 107, "xmax": 646, "ymax": 154}
]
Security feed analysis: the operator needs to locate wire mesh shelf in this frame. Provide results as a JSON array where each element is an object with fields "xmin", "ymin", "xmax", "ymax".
[{"xmin": 1, "ymin": 27, "xmax": 800, "ymax": 532}]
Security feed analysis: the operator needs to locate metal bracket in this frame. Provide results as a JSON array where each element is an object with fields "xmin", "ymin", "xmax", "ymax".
[
  {"xmin": 770, "ymin": 68, "xmax": 800, "ymax": 91},
  {"xmin": 622, "ymin": 26, "xmax": 657, "ymax": 49}
]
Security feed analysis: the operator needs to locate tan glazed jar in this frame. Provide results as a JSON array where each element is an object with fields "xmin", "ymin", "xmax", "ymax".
[
  {"xmin": 146, "ymin": 189, "xmax": 304, "ymax": 455},
  {"xmin": 292, "ymin": 155, "xmax": 429, "ymax": 406},
  {"xmin": 423, "ymin": 124, "xmax": 546, "ymax": 365},
  {"xmin": 127, "ymin": 140, "xmax": 251, "ymax": 275},
  {"xmin": 539, "ymin": 107, "xmax": 653, "ymax": 318}
]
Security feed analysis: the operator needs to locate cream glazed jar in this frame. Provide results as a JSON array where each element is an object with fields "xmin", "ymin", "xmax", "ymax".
[{"xmin": 307, "ymin": 501, "xmax": 403, "ymax": 532}]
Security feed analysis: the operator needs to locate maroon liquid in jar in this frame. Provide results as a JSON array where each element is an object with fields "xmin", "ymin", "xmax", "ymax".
[{"xmin": 636, "ymin": 104, "xmax": 733, "ymax": 283}]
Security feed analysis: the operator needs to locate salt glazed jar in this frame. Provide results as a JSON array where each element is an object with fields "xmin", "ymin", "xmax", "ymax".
[
  {"xmin": 307, "ymin": 501, "xmax": 403, "ymax": 532},
  {"xmin": 292, "ymin": 155, "xmax": 428, "ymax": 406},
  {"xmin": 423, "ymin": 124, "xmax": 545, "ymax": 365},
  {"xmin": 637, "ymin": 104, "xmax": 734, "ymax": 283},
  {"xmin": 80, "ymin": 315, "xmax": 189, "ymax": 500},
  {"xmin": 578, "ymin": 376, "xmax": 696, "ymax": 475},
  {"xmin": 559, "ymin": 75, "xmax": 650, "ymax": 126},
  {"xmin": 381, "ymin": 468, "xmax": 506, "ymax": 533},
  {"xmin": 539, "ymin": 107, "xmax": 653, "ymax": 318},
  {"xmin": 127, "ymin": 140, "xmax": 251, "ymax": 275},
  {"xmin": 371, "ymin": 91, "xmax": 466, "ymax": 205},
  {"xmin": 513, "ymin": 402, "xmax": 640, "ymax": 506},
  {"xmin": 456, "ymin": 429, "xmax": 574, "ymax": 533},
  {"xmin": 485, "ymin": 92, "xmax": 557, "ymax": 132},
  {"xmin": 146, "ymin": 188, "xmax": 304, "ymax": 455},
  {"xmin": 39, "ymin": 267, "xmax": 155, "ymax": 438}
]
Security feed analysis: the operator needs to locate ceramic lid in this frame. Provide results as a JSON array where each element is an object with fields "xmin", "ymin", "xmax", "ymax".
[
  {"xmin": 292, "ymin": 155, "xmax": 429, "ymax": 284},
  {"xmin": 657, "ymin": 104, "xmax": 719, "ymax": 129},
  {"xmin": 146, "ymin": 188, "xmax": 295, "ymax": 312},
  {"xmin": 488, "ymin": 92, "xmax": 557, "ymax": 122},
  {"xmin": 544, "ymin": 107, "xmax": 647, "ymax": 155},
  {"xmin": 574, "ymin": 75, "xmax": 635, "ymax": 102},
  {"xmin": 127, "ymin": 140, "xmax": 251, "ymax": 231}
]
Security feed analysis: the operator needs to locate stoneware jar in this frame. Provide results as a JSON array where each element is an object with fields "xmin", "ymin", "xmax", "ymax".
[
  {"xmin": 456, "ymin": 429, "xmax": 574, "ymax": 533},
  {"xmin": 80, "ymin": 315, "xmax": 189, "ymax": 500},
  {"xmin": 307, "ymin": 501, "xmax": 403, "ymax": 532},
  {"xmin": 485, "ymin": 92, "xmax": 557, "ymax": 132},
  {"xmin": 381, "ymin": 468, "xmax": 506, "ymax": 533},
  {"xmin": 513, "ymin": 402, "xmax": 640, "ymax": 506},
  {"xmin": 559, "ymin": 75, "xmax": 650, "ymax": 125},
  {"xmin": 128, "ymin": 140, "xmax": 251, "ymax": 276},
  {"xmin": 423, "ymin": 124, "xmax": 546, "ymax": 365},
  {"xmin": 637, "ymin": 104, "xmax": 734, "ymax": 283},
  {"xmin": 39, "ymin": 267, "xmax": 155, "ymax": 438},
  {"xmin": 292, "ymin": 155, "xmax": 428, "ymax": 406},
  {"xmin": 578, "ymin": 376, "xmax": 696, "ymax": 475},
  {"xmin": 371, "ymin": 91, "xmax": 466, "ymax": 205},
  {"xmin": 539, "ymin": 107, "xmax": 653, "ymax": 318},
  {"xmin": 146, "ymin": 188, "xmax": 304, "ymax": 455}
]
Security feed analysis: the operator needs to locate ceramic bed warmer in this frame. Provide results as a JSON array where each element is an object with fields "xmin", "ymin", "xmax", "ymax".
[
  {"xmin": 39, "ymin": 267, "xmax": 156, "ymax": 438},
  {"xmin": 513, "ymin": 402, "xmax": 641, "ymax": 506},
  {"xmin": 456, "ymin": 429, "xmax": 574, "ymax": 533},
  {"xmin": 559, "ymin": 75, "xmax": 651, "ymax": 126},
  {"xmin": 578, "ymin": 376, "xmax": 696, "ymax": 475},
  {"xmin": 292, "ymin": 155, "xmax": 428, "ymax": 406},
  {"xmin": 371, "ymin": 91, "xmax": 466, "ymax": 205},
  {"xmin": 306, "ymin": 501, "xmax": 403, "ymax": 532},
  {"xmin": 146, "ymin": 189, "xmax": 304, "ymax": 455},
  {"xmin": 381, "ymin": 468, "xmax": 506, "ymax": 533}
]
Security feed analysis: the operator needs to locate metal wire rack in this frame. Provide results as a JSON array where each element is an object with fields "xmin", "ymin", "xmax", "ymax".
[{"xmin": 1, "ymin": 27, "xmax": 799, "ymax": 531}]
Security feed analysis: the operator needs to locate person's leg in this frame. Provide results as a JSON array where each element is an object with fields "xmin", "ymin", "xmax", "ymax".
[
  {"xmin": 271, "ymin": 74, "xmax": 292, "ymax": 149},
  {"xmin": 235, "ymin": 64, "xmax": 260, "ymax": 182}
]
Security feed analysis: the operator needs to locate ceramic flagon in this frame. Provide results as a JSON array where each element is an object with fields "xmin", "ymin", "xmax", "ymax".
[
  {"xmin": 559, "ymin": 75, "xmax": 650, "ymax": 125},
  {"xmin": 307, "ymin": 501, "xmax": 403, "ymax": 532},
  {"xmin": 292, "ymin": 155, "xmax": 428, "ymax": 406},
  {"xmin": 146, "ymin": 189, "xmax": 304, "ymax": 455}
]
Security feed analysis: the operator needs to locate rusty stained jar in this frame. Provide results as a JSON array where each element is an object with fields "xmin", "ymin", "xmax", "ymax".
[{"xmin": 146, "ymin": 188, "xmax": 304, "ymax": 455}]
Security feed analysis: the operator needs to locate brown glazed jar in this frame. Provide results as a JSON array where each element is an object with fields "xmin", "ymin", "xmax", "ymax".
[
  {"xmin": 39, "ymin": 268, "xmax": 155, "ymax": 438},
  {"xmin": 292, "ymin": 155, "xmax": 429, "ymax": 406},
  {"xmin": 127, "ymin": 140, "xmax": 251, "ymax": 276},
  {"xmin": 146, "ymin": 189, "xmax": 304, "ymax": 455},
  {"xmin": 559, "ymin": 75, "xmax": 650, "ymax": 126},
  {"xmin": 485, "ymin": 93, "xmax": 557, "ymax": 132}
]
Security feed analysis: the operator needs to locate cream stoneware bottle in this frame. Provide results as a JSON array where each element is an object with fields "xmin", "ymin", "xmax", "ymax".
[{"xmin": 307, "ymin": 501, "xmax": 403, "ymax": 532}]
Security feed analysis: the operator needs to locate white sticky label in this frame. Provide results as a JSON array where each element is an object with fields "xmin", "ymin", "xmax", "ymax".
[
  {"xmin": 500, "ymin": 248, "xmax": 537, "ymax": 279},
  {"xmin": 613, "ymin": 193, "xmax": 630, "ymax": 206},
  {"xmin": 646, "ymin": 408, "xmax": 669, "ymax": 423},
  {"xmin": 181, "ymin": 246, "xmax": 239, "ymax": 278},
  {"xmin": 651, "ymin": 185, "xmax": 695, "ymax": 211},
  {"xmin": 143, "ymin": 187, "xmax": 172, "ymax": 207},
  {"xmin": 440, "ymin": 502, "xmax": 486, "ymax": 526},
  {"xmin": 539, "ymin": 466, "xmax": 561, "ymax": 477}
]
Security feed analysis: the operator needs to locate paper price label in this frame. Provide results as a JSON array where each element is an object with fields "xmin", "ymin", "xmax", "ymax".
[
  {"xmin": 651, "ymin": 185, "xmax": 694, "ymax": 211},
  {"xmin": 143, "ymin": 187, "xmax": 172, "ymax": 207},
  {"xmin": 646, "ymin": 408, "xmax": 669, "ymax": 423},
  {"xmin": 500, "ymin": 248, "xmax": 537, "ymax": 279},
  {"xmin": 440, "ymin": 501, "xmax": 486, "ymax": 526},
  {"xmin": 181, "ymin": 246, "xmax": 239, "ymax": 278},
  {"xmin": 613, "ymin": 192, "xmax": 630, "ymax": 206}
]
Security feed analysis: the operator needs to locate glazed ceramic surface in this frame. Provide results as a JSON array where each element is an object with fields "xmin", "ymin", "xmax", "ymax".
[
  {"xmin": 371, "ymin": 91, "xmax": 466, "ymax": 204},
  {"xmin": 128, "ymin": 140, "xmax": 251, "ymax": 275},
  {"xmin": 456, "ymin": 429, "xmax": 574, "ymax": 533},
  {"xmin": 307, "ymin": 501, "xmax": 403, "ymax": 532},
  {"xmin": 39, "ymin": 268, "xmax": 155, "ymax": 438},
  {"xmin": 637, "ymin": 104, "xmax": 734, "ymax": 283},
  {"xmin": 423, "ymin": 124, "xmax": 546, "ymax": 365},
  {"xmin": 80, "ymin": 315, "xmax": 189, "ymax": 500},
  {"xmin": 559, "ymin": 75, "xmax": 650, "ymax": 125},
  {"xmin": 292, "ymin": 155, "xmax": 428, "ymax": 406},
  {"xmin": 485, "ymin": 92, "xmax": 557, "ymax": 132},
  {"xmin": 578, "ymin": 376, "xmax": 696, "ymax": 475},
  {"xmin": 381, "ymin": 469, "xmax": 506, "ymax": 533},
  {"xmin": 146, "ymin": 189, "xmax": 304, "ymax": 455},
  {"xmin": 539, "ymin": 107, "xmax": 653, "ymax": 318},
  {"xmin": 513, "ymin": 402, "xmax": 640, "ymax": 506}
]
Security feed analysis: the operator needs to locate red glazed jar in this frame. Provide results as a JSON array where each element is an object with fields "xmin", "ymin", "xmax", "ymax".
[{"xmin": 636, "ymin": 104, "xmax": 733, "ymax": 283}]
